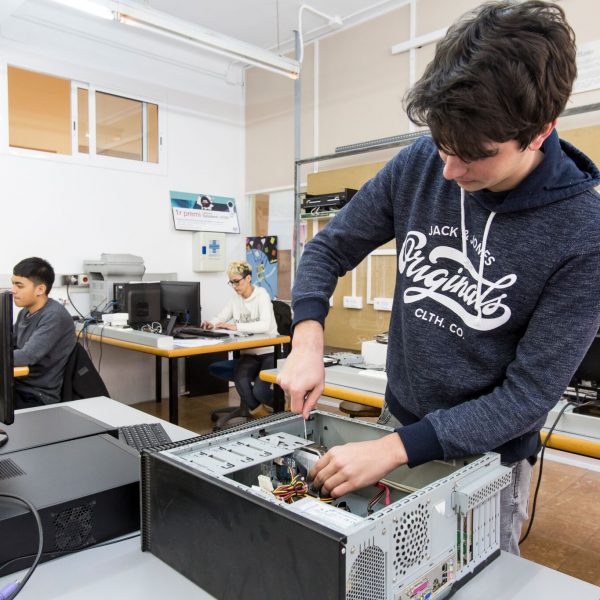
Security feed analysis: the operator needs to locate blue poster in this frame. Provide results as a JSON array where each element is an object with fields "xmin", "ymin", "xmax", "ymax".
[
  {"xmin": 246, "ymin": 236, "xmax": 278, "ymax": 299},
  {"xmin": 170, "ymin": 191, "xmax": 240, "ymax": 233}
]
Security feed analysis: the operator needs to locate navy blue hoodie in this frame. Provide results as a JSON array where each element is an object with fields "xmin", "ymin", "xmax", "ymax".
[{"xmin": 292, "ymin": 131, "xmax": 600, "ymax": 466}]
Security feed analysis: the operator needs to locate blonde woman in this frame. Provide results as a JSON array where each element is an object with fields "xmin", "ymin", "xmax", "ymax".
[{"xmin": 202, "ymin": 261, "xmax": 278, "ymax": 418}]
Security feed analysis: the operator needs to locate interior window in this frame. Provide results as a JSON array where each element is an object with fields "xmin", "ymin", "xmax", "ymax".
[
  {"xmin": 96, "ymin": 91, "xmax": 143, "ymax": 161},
  {"xmin": 7, "ymin": 66, "xmax": 159, "ymax": 164},
  {"xmin": 8, "ymin": 66, "xmax": 71, "ymax": 155}
]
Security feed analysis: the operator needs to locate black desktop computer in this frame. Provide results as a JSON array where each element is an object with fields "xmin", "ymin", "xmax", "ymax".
[
  {"xmin": 112, "ymin": 282, "xmax": 162, "ymax": 327},
  {"xmin": 0, "ymin": 405, "xmax": 117, "ymax": 456},
  {"xmin": 0, "ymin": 433, "xmax": 140, "ymax": 575},
  {"xmin": 111, "ymin": 281, "xmax": 200, "ymax": 333},
  {"xmin": 0, "ymin": 291, "xmax": 141, "ymax": 576}
]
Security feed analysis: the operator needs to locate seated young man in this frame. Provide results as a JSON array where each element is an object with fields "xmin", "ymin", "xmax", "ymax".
[{"xmin": 12, "ymin": 257, "xmax": 75, "ymax": 408}]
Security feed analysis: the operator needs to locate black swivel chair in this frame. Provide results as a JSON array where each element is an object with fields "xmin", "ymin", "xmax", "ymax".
[{"xmin": 210, "ymin": 300, "xmax": 291, "ymax": 430}]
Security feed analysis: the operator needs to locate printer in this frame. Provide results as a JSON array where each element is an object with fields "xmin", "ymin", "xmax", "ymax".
[{"xmin": 83, "ymin": 253, "xmax": 145, "ymax": 315}]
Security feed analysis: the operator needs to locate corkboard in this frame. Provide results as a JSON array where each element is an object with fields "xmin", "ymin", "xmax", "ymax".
[
  {"xmin": 561, "ymin": 124, "xmax": 600, "ymax": 177},
  {"xmin": 306, "ymin": 162, "xmax": 393, "ymax": 350}
]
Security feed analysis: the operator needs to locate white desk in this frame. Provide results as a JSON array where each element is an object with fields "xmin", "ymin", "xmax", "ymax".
[
  {"xmin": 1, "ymin": 398, "xmax": 598, "ymax": 600},
  {"xmin": 1, "ymin": 536, "xmax": 598, "ymax": 600}
]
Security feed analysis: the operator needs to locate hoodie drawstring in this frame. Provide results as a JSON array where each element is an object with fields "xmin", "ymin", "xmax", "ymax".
[{"xmin": 460, "ymin": 188, "xmax": 496, "ymax": 322}]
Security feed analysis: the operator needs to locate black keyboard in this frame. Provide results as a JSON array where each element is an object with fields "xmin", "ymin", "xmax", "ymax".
[
  {"xmin": 119, "ymin": 423, "xmax": 172, "ymax": 452},
  {"xmin": 173, "ymin": 327, "xmax": 230, "ymax": 338}
]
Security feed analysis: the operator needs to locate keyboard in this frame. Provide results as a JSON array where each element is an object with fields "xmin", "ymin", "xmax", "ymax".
[
  {"xmin": 119, "ymin": 423, "xmax": 172, "ymax": 452},
  {"xmin": 173, "ymin": 327, "xmax": 230, "ymax": 338}
]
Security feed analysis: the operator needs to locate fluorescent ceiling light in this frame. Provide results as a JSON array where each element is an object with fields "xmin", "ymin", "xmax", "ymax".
[
  {"xmin": 49, "ymin": 0, "xmax": 113, "ymax": 20},
  {"xmin": 46, "ymin": 0, "xmax": 300, "ymax": 79}
]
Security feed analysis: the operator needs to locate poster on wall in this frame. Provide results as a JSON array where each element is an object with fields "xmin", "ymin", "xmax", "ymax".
[
  {"xmin": 246, "ymin": 236, "xmax": 278, "ymax": 299},
  {"xmin": 170, "ymin": 190, "xmax": 240, "ymax": 233}
]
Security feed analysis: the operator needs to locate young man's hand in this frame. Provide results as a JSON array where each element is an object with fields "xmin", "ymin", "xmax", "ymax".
[
  {"xmin": 308, "ymin": 434, "xmax": 408, "ymax": 498},
  {"xmin": 276, "ymin": 320, "xmax": 324, "ymax": 418}
]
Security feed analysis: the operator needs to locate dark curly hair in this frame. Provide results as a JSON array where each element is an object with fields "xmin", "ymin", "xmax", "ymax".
[{"xmin": 404, "ymin": 1, "xmax": 576, "ymax": 161}]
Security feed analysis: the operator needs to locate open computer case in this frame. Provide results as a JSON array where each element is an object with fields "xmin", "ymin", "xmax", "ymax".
[{"xmin": 140, "ymin": 411, "xmax": 512, "ymax": 600}]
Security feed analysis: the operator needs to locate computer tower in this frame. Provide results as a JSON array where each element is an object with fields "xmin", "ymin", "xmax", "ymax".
[
  {"xmin": 0, "ymin": 434, "xmax": 140, "ymax": 574},
  {"xmin": 141, "ymin": 411, "xmax": 512, "ymax": 600}
]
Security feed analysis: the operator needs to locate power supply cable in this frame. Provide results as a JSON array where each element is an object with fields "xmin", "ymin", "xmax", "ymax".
[
  {"xmin": 0, "ymin": 494, "xmax": 43, "ymax": 600},
  {"xmin": 519, "ymin": 399, "xmax": 597, "ymax": 545},
  {"xmin": 95, "ymin": 322, "xmax": 106, "ymax": 372},
  {"xmin": 65, "ymin": 283, "xmax": 85, "ymax": 319}
]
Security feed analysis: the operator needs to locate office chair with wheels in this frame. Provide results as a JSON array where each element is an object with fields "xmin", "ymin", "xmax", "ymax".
[{"xmin": 209, "ymin": 300, "xmax": 291, "ymax": 430}]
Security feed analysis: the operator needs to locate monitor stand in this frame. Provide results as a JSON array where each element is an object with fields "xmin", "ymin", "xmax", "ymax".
[
  {"xmin": 165, "ymin": 315, "xmax": 178, "ymax": 336},
  {"xmin": 0, "ymin": 428, "xmax": 7, "ymax": 448}
]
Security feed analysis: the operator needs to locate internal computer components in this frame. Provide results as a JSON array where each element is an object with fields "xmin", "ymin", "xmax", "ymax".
[{"xmin": 141, "ymin": 411, "xmax": 511, "ymax": 600}]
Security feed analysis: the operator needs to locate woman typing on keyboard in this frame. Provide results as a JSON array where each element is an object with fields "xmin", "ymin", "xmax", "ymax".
[{"xmin": 201, "ymin": 261, "xmax": 278, "ymax": 418}]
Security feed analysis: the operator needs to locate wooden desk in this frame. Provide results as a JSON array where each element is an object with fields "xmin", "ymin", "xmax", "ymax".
[
  {"xmin": 260, "ymin": 366, "xmax": 384, "ymax": 409},
  {"xmin": 80, "ymin": 333, "xmax": 290, "ymax": 424},
  {"xmin": 263, "ymin": 367, "xmax": 600, "ymax": 458},
  {"xmin": 13, "ymin": 366, "xmax": 29, "ymax": 377}
]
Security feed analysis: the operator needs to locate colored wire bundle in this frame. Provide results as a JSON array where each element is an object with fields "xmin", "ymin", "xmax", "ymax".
[
  {"xmin": 272, "ymin": 473, "xmax": 308, "ymax": 503},
  {"xmin": 271, "ymin": 466, "xmax": 334, "ymax": 504}
]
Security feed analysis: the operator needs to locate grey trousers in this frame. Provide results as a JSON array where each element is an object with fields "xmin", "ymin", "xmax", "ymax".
[{"xmin": 377, "ymin": 404, "xmax": 533, "ymax": 555}]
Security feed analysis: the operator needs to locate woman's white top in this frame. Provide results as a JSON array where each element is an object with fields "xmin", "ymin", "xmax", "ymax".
[{"xmin": 210, "ymin": 286, "xmax": 279, "ymax": 355}]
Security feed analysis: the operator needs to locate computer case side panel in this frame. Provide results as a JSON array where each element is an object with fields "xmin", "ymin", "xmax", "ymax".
[
  {"xmin": 143, "ymin": 452, "xmax": 346, "ymax": 600},
  {"xmin": 0, "ymin": 435, "xmax": 140, "ymax": 575}
]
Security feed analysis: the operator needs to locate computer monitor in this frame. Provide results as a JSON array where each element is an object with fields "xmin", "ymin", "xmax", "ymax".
[
  {"xmin": 160, "ymin": 281, "xmax": 201, "ymax": 330},
  {"xmin": 123, "ymin": 282, "xmax": 162, "ymax": 327},
  {"xmin": 0, "ymin": 291, "xmax": 15, "ymax": 443}
]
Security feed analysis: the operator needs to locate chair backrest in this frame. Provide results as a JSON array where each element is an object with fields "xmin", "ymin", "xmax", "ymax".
[
  {"xmin": 271, "ymin": 300, "xmax": 292, "ymax": 358},
  {"xmin": 272, "ymin": 300, "xmax": 292, "ymax": 336},
  {"xmin": 61, "ymin": 343, "xmax": 110, "ymax": 402}
]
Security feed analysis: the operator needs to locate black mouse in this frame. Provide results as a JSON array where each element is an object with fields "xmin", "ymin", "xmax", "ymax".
[{"xmin": 0, "ymin": 430, "xmax": 8, "ymax": 448}]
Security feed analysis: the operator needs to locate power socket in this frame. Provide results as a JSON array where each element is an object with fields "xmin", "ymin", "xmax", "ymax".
[
  {"xmin": 343, "ymin": 295, "xmax": 363, "ymax": 309},
  {"xmin": 373, "ymin": 297, "xmax": 393, "ymax": 311},
  {"xmin": 61, "ymin": 274, "xmax": 90, "ymax": 287}
]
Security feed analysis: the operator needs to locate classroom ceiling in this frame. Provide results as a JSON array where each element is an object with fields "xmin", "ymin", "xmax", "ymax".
[
  {"xmin": 3, "ymin": 0, "xmax": 408, "ymax": 80},
  {"xmin": 129, "ymin": 0, "xmax": 407, "ymax": 52}
]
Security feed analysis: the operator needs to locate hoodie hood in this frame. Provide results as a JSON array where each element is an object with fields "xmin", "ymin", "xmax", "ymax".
[{"xmin": 470, "ymin": 129, "xmax": 600, "ymax": 214}]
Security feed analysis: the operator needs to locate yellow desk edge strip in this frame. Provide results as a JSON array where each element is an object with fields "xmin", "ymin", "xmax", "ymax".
[
  {"xmin": 541, "ymin": 431, "xmax": 600, "ymax": 459},
  {"xmin": 260, "ymin": 371, "xmax": 384, "ymax": 409}
]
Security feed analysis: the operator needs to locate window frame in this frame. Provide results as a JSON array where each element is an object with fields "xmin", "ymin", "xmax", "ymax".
[{"xmin": 1, "ymin": 63, "xmax": 165, "ymax": 174}]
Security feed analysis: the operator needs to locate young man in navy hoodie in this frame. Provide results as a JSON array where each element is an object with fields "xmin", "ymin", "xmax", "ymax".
[{"xmin": 278, "ymin": 1, "xmax": 600, "ymax": 554}]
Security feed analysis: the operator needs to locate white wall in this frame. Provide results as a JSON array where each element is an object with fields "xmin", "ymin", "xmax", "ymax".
[{"xmin": 0, "ymin": 4, "xmax": 248, "ymax": 403}]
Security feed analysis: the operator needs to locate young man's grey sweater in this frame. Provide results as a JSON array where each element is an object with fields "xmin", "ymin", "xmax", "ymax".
[
  {"xmin": 14, "ymin": 298, "xmax": 75, "ymax": 404},
  {"xmin": 292, "ymin": 131, "xmax": 600, "ymax": 467}
]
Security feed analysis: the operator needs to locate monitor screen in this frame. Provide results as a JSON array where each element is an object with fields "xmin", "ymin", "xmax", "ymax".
[
  {"xmin": 160, "ymin": 281, "xmax": 201, "ymax": 328},
  {"xmin": 123, "ymin": 282, "xmax": 162, "ymax": 326},
  {"xmin": 0, "ymin": 291, "xmax": 15, "ymax": 432}
]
